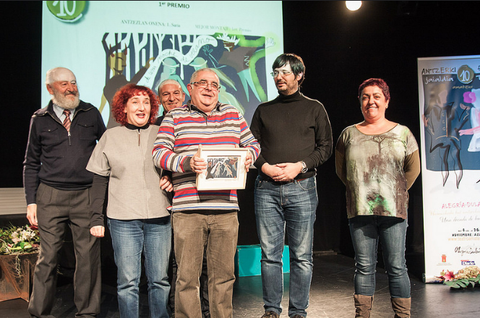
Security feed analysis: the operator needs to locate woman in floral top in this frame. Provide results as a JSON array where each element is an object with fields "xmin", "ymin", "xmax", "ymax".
[{"xmin": 335, "ymin": 78, "xmax": 420, "ymax": 318}]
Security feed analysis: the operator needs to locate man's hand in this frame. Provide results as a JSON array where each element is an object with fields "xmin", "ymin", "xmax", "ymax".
[
  {"xmin": 261, "ymin": 163, "xmax": 283, "ymax": 179},
  {"xmin": 26, "ymin": 204, "xmax": 38, "ymax": 227},
  {"xmin": 190, "ymin": 145, "xmax": 207, "ymax": 173},
  {"xmin": 271, "ymin": 162, "xmax": 303, "ymax": 182},
  {"xmin": 160, "ymin": 175, "xmax": 173, "ymax": 192},
  {"xmin": 244, "ymin": 151, "xmax": 253, "ymax": 172},
  {"xmin": 90, "ymin": 226, "xmax": 105, "ymax": 238}
]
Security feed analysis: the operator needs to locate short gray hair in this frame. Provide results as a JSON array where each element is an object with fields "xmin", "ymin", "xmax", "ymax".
[{"xmin": 158, "ymin": 79, "xmax": 183, "ymax": 93}]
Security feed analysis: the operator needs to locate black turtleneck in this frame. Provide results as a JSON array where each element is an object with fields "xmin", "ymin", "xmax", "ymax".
[{"xmin": 250, "ymin": 90, "xmax": 333, "ymax": 180}]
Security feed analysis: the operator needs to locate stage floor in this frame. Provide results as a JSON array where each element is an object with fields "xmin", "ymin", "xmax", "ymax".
[{"xmin": 1, "ymin": 253, "xmax": 479, "ymax": 317}]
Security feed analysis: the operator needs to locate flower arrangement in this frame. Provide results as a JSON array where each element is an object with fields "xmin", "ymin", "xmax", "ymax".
[
  {"xmin": 438, "ymin": 266, "xmax": 480, "ymax": 289},
  {"xmin": 0, "ymin": 224, "xmax": 40, "ymax": 255}
]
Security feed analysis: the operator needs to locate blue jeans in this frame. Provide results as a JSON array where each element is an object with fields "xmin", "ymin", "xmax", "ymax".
[
  {"xmin": 108, "ymin": 217, "xmax": 172, "ymax": 318},
  {"xmin": 349, "ymin": 216, "xmax": 410, "ymax": 298},
  {"xmin": 254, "ymin": 175, "xmax": 318, "ymax": 317}
]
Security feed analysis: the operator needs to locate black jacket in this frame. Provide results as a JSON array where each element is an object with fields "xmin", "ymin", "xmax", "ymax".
[{"xmin": 23, "ymin": 100, "xmax": 106, "ymax": 204}]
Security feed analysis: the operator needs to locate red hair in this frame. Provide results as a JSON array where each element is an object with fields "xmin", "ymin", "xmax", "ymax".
[
  {"xmin": 112, "ymin": 84, "xmax": 160, "ymax": 126},
  {"xmin": 358, "ymin": 78, "xmax": 390, "ymax": 102}
]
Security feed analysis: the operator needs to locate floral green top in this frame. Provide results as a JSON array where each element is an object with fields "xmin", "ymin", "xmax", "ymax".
[{"xmin": 335, "ymin": 124, "xmax": 420, "ymax": 219}]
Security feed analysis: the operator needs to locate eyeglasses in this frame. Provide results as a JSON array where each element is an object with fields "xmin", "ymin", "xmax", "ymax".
[
  {"xmin": 191, "ymin": 80, "xmax": 221, "ymax": 91},
  {"xmin": 270, "ymin": 70, "xmax": 293, "ymax": 77}
]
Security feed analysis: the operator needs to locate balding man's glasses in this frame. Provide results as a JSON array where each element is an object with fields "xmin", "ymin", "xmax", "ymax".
[{"xmin": 191, "ymin": 80, "xmax": 221, "ymax": 91}]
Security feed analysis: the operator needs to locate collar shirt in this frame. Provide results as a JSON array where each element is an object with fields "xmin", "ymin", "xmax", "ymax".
[{"xmin": 53, "ymin": 103, "xmax": 75, "ymax": 122}]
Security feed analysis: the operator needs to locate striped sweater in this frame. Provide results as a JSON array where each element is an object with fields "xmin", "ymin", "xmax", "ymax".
[{"xmin": 152, "ymin": 101, "xmax": 260, "ymax": 212}]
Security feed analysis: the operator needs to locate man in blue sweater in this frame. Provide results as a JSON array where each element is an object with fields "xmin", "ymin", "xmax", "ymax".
[{"xmin": 23, "ymin": 67, "xmax": 106, "ymax": 318}]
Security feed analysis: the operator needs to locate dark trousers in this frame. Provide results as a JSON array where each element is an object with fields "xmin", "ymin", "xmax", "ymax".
[{"xmin": 28, "ymin": 183, "xmax": 101, "ymax": 318}]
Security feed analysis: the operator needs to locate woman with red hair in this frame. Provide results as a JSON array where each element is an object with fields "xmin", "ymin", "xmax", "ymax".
[{"xmin": 87, "ymin": 83, "xmax": 173, "ymax": 318}]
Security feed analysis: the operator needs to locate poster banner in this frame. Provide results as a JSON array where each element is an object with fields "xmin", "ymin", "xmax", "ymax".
[
  {"xmin": 418, "ymin": 55, "xmax": 480, "ymax": 282},
  {"xmin": 42, "ymin": 1, "xmax": 283, "ymax": 126}
]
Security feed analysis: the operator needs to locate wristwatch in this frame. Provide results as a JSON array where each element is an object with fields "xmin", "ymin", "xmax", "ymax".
[{"xmin": 300, "ymin": 161, "xmax": 308, "ymax": 173}]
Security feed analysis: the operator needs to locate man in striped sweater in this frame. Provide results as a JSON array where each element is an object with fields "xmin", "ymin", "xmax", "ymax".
[{"xmin": 153, "ymin": 68, "xmax": 260, "ymax": 318}]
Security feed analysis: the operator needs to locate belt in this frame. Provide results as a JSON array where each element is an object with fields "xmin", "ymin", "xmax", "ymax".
[{"xmin": 268, "ymin": 178, "xmax": 306, "ymax": 185}]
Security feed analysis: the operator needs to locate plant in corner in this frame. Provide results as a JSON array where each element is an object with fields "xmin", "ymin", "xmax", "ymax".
[
  {"xmin": 0, "ymin": 224, "xmax": 40, "ymax": 277},
  {"xmin": 438, "ymin": 266, "xmax": 480, "ymax": 289},
  {"xmin": 0, "ymin": 224, "xmax": 40, "ymax": 255}
]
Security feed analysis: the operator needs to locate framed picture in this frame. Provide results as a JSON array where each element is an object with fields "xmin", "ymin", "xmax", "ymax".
[{"xmin": 196, "ymin": 147, "xmax": 249, "ymax": 190}]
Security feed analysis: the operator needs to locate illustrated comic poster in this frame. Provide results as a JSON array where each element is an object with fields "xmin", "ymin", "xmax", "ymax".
[
  {"xmin": 42, "ymin": 1, "xmax": 283, "ymax": 126},
  {"xmin": 418, "ymin": 55, "xmax": 480, "ymax": 282}
]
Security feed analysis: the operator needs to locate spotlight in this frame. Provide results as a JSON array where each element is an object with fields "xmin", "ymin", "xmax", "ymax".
[{"xmin": 346, "ymin": 1, "xmax": 362, "ymax": 11}]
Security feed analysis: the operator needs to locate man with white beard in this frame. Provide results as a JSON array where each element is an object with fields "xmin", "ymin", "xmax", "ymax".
[{"xmin": 23, "ymin": 67, "xmax": 106, "ymax": 318}]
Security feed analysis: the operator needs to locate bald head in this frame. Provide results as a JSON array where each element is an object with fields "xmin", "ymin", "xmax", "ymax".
[
  {"xmin": 187, "ymin": 68, "xmax": 220, "ymax": 115},
  {"xmin": 46, "ymin": 67, "xmax": 76, "ymax": 85}
]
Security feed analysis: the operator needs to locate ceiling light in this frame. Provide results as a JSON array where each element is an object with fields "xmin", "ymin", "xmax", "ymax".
[{"xmin": 346, "ymin": 1, "xmax": 362, "ymax": 11}]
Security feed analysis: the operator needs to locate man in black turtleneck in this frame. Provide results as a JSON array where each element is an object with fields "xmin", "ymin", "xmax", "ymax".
[{"xmin": 250, "ymin": 53, "xmax": 333, "ymax": 318}]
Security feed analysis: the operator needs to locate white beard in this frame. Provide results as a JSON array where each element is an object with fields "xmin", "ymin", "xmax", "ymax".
[{"xmin": 52, "ymin": 90, "xmax": 80, "ymax": 110}]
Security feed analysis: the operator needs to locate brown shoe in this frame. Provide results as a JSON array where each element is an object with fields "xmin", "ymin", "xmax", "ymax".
[
  {"xmin": 291, "ymin": 315, "xmax": 305, "ymax": 318},
  {"xmin": 354, "ymin": 294, "xmax": 374, "ymax": 318},
  {"xmin": 391, "ymin": 297, "xmax": 411, "ymax": 318},
  {"xmin": 261, "ymin": 311, "xmax": 279, "ymax": 318}
]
